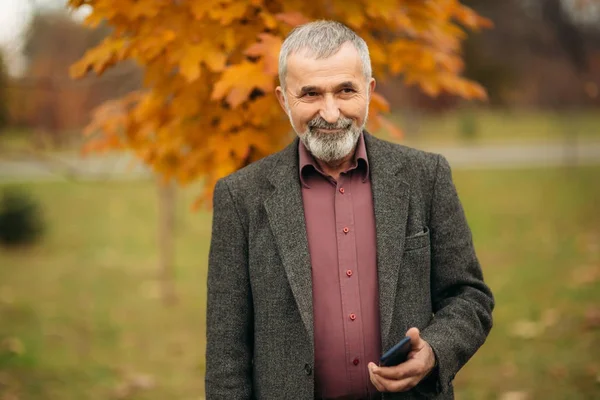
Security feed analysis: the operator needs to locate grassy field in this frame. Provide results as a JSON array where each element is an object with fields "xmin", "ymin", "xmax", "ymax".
[
  {"xmin": 1, "ymin": 165, "xmax": 599, "ymax": 399},
  {"xmin": 385, "ymin": 108, "xmax": 600, "ymax": 147}
]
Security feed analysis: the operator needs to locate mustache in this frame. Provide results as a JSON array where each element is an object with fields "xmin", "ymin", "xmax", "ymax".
[{"xmin": 307, "ymin": 116, "xmax": 353, "ymax": 130}]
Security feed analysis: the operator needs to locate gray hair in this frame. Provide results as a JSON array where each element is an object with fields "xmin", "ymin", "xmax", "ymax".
[{"xmin": 278, "ymin": 20, "xmax": 372, "ymax": 90}]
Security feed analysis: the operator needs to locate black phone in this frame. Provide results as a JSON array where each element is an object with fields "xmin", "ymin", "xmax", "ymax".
[{"xmin": 379, "ymin": 336, "xmax": 411, "ymax": 367}]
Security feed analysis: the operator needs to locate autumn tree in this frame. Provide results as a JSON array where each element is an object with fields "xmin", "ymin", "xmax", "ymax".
[
  {"xmin": 69, "ymin": 0, "xmax": 490, "ymax": 205},
  {"xmin": 0, "ymin": 51, "xmax": 8, "ymax": 132}
]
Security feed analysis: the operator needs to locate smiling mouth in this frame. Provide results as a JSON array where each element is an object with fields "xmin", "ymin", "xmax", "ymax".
[{"xmin": 316, "ymin": 128, "xmax": 345, "ymax": 133}]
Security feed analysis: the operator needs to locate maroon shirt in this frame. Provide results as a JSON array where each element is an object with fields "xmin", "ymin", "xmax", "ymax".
[{"xmin": 299, "ymin": 133, "xmax": 381, "ymax": 400}]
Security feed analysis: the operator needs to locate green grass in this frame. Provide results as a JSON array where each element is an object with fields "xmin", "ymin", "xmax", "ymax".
[
  {"xmin": 1, "ymin": 166, "xmax": 599, "ymax": 399},
  {"xmin": 453, "ymin": 166, "xmax": 600, "ymax": 399},
  {"xmin": 0, "ymin": 180, "xmax": 211, "ymax": 399},
  {"xmin": 385, "ymin": 108, "xmax": 600, "ymax": 147}
]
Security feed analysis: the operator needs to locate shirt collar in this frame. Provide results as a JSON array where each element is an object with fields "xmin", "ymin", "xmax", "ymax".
[{"xmin": 298, "ymin": 131, "xmax": 370, "ymax": 188}]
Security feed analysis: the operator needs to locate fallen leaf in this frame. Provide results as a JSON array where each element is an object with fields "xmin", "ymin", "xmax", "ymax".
[
  {"xmin": 541, "ymin": 309, "xmax": 559, "ymax": 329},
  {"xmin": 510, "ymin": 320, "xmax": 543, "ymax": 339},
  {"xmin": 129, "ymin": 373, "xmax": 155, "ymax": 390},
  {"xmin": 113, "ymin": 371, "xmax": 155, "ymax": 399},
  {"xmin": 139, "ymin": 281, "xmax": 161, "ymax": 300},
  {"xmin": 569, "ymin": 265, "xmax": 600, "ymax": 288},
  {"xmin": 548, "ymin": 364, "xmax": 568, "ymax": 379},
  {"xmin": 584, "ymin": 307, "xmax": 600, "ymax": 329},
  {"xmin": 1, "ymin": 337, "xmax": 25, "ymax": 355},
  {"xmin": 113, "ymin": 382, "xmax": 132, "ymax": 399},
  {"xmin": 499, "ymin": 391, "xmax": 529, "ymax": 400},
  {"xmin": 585, "ymin": 363, "xmax": 598, "ymax": 376},
  {"xmin": 500, "ymin": 362, "xmax": 517, "ymax": 378}
]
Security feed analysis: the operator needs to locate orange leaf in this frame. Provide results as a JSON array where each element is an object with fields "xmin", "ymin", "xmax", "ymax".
[
  {"xmin": 452, "ymin": 4, "xmax": 493, "ymax": 30},
  {"xmin": 190, "ymin": 0, "xmax": 220, "ymax": 19},
  {"xmin": 179, "ymin": 42, "xmax": 227, "ymax": 82},
  {"xmin": 211, "ymin": 61, "xmax": 274, "ymax": 108},
  {"xmin": 205, "ymin": 50, "xmax": 227, "ymax": 73},
  {"xmin": 369, "ymin": 92, "xmax": 390, "ymax": 113},
  {"xmin": 209, "ymin": 1, "xmax": 248, "ymax": 24},
  {"xmin": 179, "ymin": 46, "xmax": 203, "ymax": 82},
  {"xmin": 69, "ymin": 37, "xmax": 128, "ymax": 78},
  {"xmin": 245, "ymin": 33, "xmax": 282, "ymax": 76},
  {"xmin": 275, "ymin": 12, "xmax": 310, "ymax": 26},
  {"xmin": 260, "ymin": 11, "xmax": 278, "ymax": 29}
]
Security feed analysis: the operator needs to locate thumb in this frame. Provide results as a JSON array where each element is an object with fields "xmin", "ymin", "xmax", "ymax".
[{"xmin": 406, "ymin": 327, "xmax": 422, "ymax": 349}]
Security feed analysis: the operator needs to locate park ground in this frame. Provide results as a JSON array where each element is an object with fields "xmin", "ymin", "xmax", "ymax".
[{"xmin": 0, "ymin": 110, "xmax": 599, "ymax": 399}]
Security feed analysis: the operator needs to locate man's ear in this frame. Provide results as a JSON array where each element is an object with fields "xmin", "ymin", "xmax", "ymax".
[
  {"xmin": 368, "ymin": 78, "xmax": 376, "ymax": 95},
  {"xmin": 275, "ymin": 86, "xmax": 288, "ymax": 114}
]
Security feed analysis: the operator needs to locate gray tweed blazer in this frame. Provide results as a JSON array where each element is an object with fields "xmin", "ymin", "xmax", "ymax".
[{"xmin": 205, "ymin": 132, "xmax": 494, "ymax": 400}]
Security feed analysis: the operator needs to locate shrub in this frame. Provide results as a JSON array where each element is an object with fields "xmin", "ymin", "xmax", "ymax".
[{"xmin": 0, "ymin": 187, "xmax": 45, "ymax": 247}]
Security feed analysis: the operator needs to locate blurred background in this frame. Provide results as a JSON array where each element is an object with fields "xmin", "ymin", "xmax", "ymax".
[{"xmin": 0, "ymin": 0, "xmax": 598, "ymax": 399}]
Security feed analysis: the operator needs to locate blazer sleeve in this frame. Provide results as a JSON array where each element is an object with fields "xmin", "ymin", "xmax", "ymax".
[
  {"xmin": 418, "ymin": 154, "xmax": 495, "ymax": 395},
  {"xmin": 205, "ymin": 179, "xmax": 253, "ymax": 399}
]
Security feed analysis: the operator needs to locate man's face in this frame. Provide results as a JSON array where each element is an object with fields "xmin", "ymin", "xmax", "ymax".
[{"xmin": 276, "ymin": 42, "xmax": 376, "ymax": 163}]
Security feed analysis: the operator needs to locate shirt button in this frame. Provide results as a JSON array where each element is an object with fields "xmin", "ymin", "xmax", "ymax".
[
  {"xmin": 339, "ymin": 187, "xmax": 345, "ymax": 194},
  {"xmin": 343, "ymin": 227, "xmax": 349, "ymax": 234},
  {"xmin": 349, "ymin": 313, "xmax": 356, "ymax": 321},
  {"xmin": 346, "ymin": 269, "xmax": 353, "ymax": 277},
  {"xmin": 353, "ymin": 358, "xmax": 360, "ymax": 365}
]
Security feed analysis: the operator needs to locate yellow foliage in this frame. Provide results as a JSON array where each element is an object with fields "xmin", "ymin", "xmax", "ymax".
[{"xmin": 68, "ymin": 0, "xmax": 491, "ymax": 206}]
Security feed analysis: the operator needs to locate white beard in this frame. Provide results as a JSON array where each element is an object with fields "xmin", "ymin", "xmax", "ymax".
[{"xmin": 285, "ymin": 100, "xmax": 369, "ymax": 164}]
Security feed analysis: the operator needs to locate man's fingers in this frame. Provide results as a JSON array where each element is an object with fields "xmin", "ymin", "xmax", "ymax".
[
  {"xmin": 385, "ymin": 376, "xmax": 418, "ymax": 392},
  {"xmin": 406, "ymin": 327, "xmax": 422, "ymax": 350},
  {"xmin": 371, "ymin": 374, "xmax": 418, "ymax": 393},
  {"xmin": 371, "ymin": 359, "xmax": 422, "ymax": 380},
  {"xmin": 370, "ymin": 371, "xmax": 385, "ymax": 392},
  {"xmin": 368, "ymin": 363, "xmax": 385, "ymax": 392}
]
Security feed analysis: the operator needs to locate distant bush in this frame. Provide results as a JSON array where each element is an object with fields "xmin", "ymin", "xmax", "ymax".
[{"xmin": 0, "ymin": 188, "xmax": 45, "ymax": 247}]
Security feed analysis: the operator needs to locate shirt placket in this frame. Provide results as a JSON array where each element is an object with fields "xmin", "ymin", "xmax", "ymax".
[{"xmin": 335, "ymin": 172, "xmax": 365, "ymax": 394}]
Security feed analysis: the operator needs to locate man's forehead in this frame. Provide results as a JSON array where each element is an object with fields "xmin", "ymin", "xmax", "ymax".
[
  {"xmin": 285, "ymin": 44, "xmax": 363, "ymax": 89},
  {"xmin": 287, "ymin": 43, "xmax": 361, "ymax": 69}
]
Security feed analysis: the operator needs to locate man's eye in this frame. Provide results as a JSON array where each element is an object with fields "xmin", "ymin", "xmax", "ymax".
[
  {"xmin": 341, "ymin": 88, "xmax": 355, "ymax": 94},
  {"xmin": 305, "ymin": 92, "xmax": 318, "ymax": 97}
]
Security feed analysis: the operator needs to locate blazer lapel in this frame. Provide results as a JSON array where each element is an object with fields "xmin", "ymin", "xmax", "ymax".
[
  {"xmin": 364, "ymin": 133, "xmax": 411, "ymax": 347},
  {"xmin": 264, "ymin": 139, "xmax": 314, "ymax": 342}
]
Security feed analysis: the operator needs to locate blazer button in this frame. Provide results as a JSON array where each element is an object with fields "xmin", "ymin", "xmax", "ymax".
[{"xmin": 304, "ymin": 363, "xmax": 312, "ymax": 376}]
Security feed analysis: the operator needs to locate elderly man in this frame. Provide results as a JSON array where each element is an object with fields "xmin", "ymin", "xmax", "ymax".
[{"xmin": 205, "ymin": 21, "xmax": 494, "ymax": 400}]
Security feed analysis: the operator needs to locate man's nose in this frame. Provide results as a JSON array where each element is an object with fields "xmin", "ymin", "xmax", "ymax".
[{"xmin": 319, "ymin": 94, "xmax": 340, "ymax": 124}]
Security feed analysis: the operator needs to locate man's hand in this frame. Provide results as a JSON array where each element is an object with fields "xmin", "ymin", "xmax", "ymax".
[{"xmin": 368, "ymin": 327, "xmax": 436, "ymax": 393}]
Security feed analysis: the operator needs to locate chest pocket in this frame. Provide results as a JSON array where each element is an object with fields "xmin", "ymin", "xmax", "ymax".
[{"xmin": 404, "ymin": 226, "xmax": 430, "ymax": 252}]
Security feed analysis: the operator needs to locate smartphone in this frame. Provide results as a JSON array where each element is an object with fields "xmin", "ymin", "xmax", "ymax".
[{"xmin": 379, "ymin": 336, "xmax": 411, "ymax": 367}]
